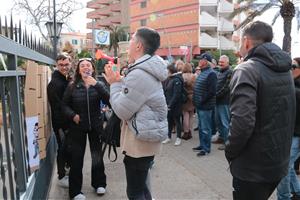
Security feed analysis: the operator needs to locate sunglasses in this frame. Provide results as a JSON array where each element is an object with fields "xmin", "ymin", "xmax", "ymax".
[
  {"xmin": 79, "ymin": 58, "xmax": 93, "ymax": 62},
  {"xmin": 292, "ymin": 64, "xmax": 299, "ymax": 69}
]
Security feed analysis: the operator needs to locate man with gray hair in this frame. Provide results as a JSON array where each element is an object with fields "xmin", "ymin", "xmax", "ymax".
[
  {"xmin": 214, "ymin": 55, "xmax": 232, "ymax": 150},
  {"xmin": 225, "ymin": 21, "xmax": 295, "ymax": 199}
]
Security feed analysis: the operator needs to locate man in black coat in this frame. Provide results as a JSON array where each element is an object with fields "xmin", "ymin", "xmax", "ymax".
[
  {"xmin": 47, "ymin": 54, "xmax": 72, "ymax": 188},
  {"xmin": 225, "ymin": 21, "xmax": 296, "ymax": 200},
  {"xmin": 214, "ymin": 55, "xmax": 232, "ymax": 150},
  {"xmin": 277, "ymin": 58, "xmax": 300, "ymax": 199}
]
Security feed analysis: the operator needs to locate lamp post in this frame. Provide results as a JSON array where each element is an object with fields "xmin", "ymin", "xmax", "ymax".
[{"xmin": 45, "ymin": 0, "xmax": 63, "ymax": 59}]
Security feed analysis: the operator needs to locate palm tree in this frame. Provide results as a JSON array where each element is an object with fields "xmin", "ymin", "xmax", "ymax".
[
  {"xmin": 233, "ymin": 0, "xmax": 299, "ymax": 53},
  {"xmin": 107, "ymin": 25, "xmax": 129, "ymax": 57}
]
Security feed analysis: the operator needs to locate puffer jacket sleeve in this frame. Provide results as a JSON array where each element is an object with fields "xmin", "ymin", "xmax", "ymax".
[
  {"xmin": 110, "ymin": 70, "xmax": 148, "ymax": 120},
  {"xmin": 94, "ymin": 81, "xmax": 110, "ymax": 105},
  {"xmin": 225, "ymin": 65, "xmax": 258, "ymax": 162},
  {"xmin": 62, "ymin": 84, "xmax": 76, "ymax": 121}
]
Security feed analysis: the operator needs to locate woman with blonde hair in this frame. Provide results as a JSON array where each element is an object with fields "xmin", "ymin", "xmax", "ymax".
[{"xmin": 181, "ymin": 63, "xmax": 196, "ymax": 140}]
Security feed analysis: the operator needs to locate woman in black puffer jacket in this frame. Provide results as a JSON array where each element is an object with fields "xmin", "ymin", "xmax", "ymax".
[
  {"xmin": 63, "ymin": 58, "xmax": 109, "ymax": 199},
  {"xmin": 162, "ymin": 63, "xmax": 184, "ymax": 146}
]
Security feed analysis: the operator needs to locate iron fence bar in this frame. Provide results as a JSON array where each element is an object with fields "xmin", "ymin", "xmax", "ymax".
[
  {"xmin": 0, "ymin": 35, "xmax": 54, "ymax": 65},
  {"xmin": 0, "ymin": 71, "xmax": 25, "ymax": 77},
  {"xmin": 7, "ymin": 54, "xmax": 27, "ymax": 193},
  {"xmin": 0, "ymin": 78, "xmax": 15, "ymax": 200}
]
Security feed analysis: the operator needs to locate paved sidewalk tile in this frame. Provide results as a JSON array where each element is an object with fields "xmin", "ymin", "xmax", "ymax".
[{"xmin": 49, "ymin": 129, "xmax": 276, "ymax": 200}]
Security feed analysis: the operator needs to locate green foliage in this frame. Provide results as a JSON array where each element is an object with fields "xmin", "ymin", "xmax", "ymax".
[
  {"xmin": 108, "ymin": 25, "xmax": 129, "ymax": 57},
  {"xmin": 77, "ymin": 49, "xmax": 92, "ymax": 59}
]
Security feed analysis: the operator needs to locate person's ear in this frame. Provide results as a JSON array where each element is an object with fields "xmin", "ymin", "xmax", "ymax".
[{"xmin": 245, "ymin": 36, "xmax": 252, "ymax": 50}]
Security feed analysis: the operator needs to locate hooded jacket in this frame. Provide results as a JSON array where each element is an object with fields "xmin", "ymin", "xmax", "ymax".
[
  {"xmin": 109, "ymin": 54, "xmax": 168, "ymax": 157},
  {"xmin": 225, "ymin": 43, "xmax": 296, "ymax": 183}
]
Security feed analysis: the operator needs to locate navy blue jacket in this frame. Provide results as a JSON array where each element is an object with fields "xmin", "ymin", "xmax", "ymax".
[{"xmin": 193, "ymin": 66, "xmax": 217, "ymax": 110}]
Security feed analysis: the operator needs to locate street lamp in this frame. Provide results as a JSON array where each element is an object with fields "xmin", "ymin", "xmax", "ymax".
[
  {"xmin": 45, "ymin": 21, "xmax": 63, "ymax": 59},
  {"xmin": 45, "ymin": 0, "xmax": 63, "ymax": 59}
]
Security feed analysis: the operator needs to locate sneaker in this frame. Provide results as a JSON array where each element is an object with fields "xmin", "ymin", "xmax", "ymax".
[
  {"xmin": 212, "ymin": 137, "xmax": 224, "ymax": 144},
  {"xmin": 197, "ymin": 150, "xmax": 208, "ymax": 156},
  {"xmin": 174, "ymin": 138, "xmax": 181, "ymax": 146},
  {"xmin": 192, "ymin": 146, "xmax": 203, "ymax": 152},
  {"xmin": 73, "ymin": 193, "xmax": 86, "ymax": 200},
  {"xmin": 96, "ymin": 187, "xmax": 106, "ymax": 195},
  {"xmin": 162, "ymin": 138, "xmax": 171, "ymax": 144},
  {"xmin": 218, "ymin": 144, "xmax": 226, "ymax": 151},
  {"xmin": 193, "ymin": 127, "xmax": 199, "ymax": 131},
  {"xmin": 58, "ymin": 176, "xmax": 69, "ymax": 188}
]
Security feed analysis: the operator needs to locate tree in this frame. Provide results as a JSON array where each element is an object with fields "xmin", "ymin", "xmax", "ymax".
[
  {"xmin": 233, "ymin": 0, "xmax": 299, "ymax": 53},
  {"xmin": 12, "ymin": 0, "xmax": 83, "ymax": 41},
  {"xmin": 107, "ymin": 25, "xmax": 129, "ymax": 57}
]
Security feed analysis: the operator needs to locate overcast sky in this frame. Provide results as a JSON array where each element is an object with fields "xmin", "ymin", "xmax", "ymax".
[{"xmin": 0, "ymin": 1, "xmax": 299, "ymax": 57}]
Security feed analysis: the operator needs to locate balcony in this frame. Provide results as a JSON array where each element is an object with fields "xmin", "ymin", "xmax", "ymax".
[
  {"xmin": 111, "ymin": 2, "xmax": 121, "ymax": 12},
  {"xmin": 97, "ymin": 0, "xmax": 110, "ymax": 5},
  {"xmin": 218, "ymin": 0, "xmax": 234, "ymax": 13},
  {"xmin": 110, "ymin": 14, "xmax": 121, "ymax": 24},
  {"xmin": 199, "ymin": 32, "xmax": 218, "ymax": 48},
  {"xmin": 200, "ymin": 0, "xmax": 218, "ymax": 6},
  {"xmin": 200, "ymin": 12, "xmax": 217, "ymax": 27},
  {"xmin": 218, "ymin": 17, "xmax": 234, "ymax": 32},
  {"xmin": 219, "ymin": 36, "xmax": 235, "ymax": 50},
  {"xmin": 87, "ymin": 0, "xmax": 101, "ymax": 9}
]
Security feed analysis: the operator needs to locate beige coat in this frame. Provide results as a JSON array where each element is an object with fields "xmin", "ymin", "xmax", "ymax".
[
  {"xmin": 182, "ymin": 72, "xmax": 196, "ymax": 112},
  {"xmin": 120, "ymin": 122, "xmax": 161, "ymax": 158}
]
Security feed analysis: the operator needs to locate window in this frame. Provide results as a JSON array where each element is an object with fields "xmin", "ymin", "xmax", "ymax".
[
  {"xmin": 140, "ymin": 1, "xmax": 147, "ymax": 8},
  {"xmin": 72, "ymin": 39, "xmax": 78, "ymax": 45},
  {"xmin": 140, "ymin": 19, "xmax": 147, "ymax": 26}
]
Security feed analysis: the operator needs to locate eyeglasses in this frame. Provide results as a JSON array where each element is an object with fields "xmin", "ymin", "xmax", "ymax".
[
  {"xmin": 57, "ymin": 63, "xmax": 70, "ymax": 67},
  {"xmin": 78, "ymin": 58, "xmax": 93, "ymax": 62}
]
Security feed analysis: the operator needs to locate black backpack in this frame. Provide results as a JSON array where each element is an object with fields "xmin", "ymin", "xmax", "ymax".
[{"xmin": 101, "ymin": 111, "xmax": 121, "ymax": 162}]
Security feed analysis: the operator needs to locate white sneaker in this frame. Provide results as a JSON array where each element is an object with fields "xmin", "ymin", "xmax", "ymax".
[
  {"xmin": 162, "ymin": 138, "xmax": 171, "ymax": 144},
  {"xmin": 57, "ymin": 176, "xmax": 69, "ymax": 188},
  {"xmin": 174, "ymin": 138, "xmax": 181, "ymax": 146},
  {"xmin": 211, "ymin": 132, "xmax": 220, "ymax": 142},
  {"xmin": 73, "ymin": 193, "xmax": 86, "ymax": 200},
  {"xmin": 96, "ymin": 187, "xmax": 106, "ymax": 195}
]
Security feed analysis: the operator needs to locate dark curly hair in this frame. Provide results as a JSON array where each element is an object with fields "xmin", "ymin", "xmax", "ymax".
[{"xmin": 73, "ymin": 59, "xmax": 97, "ymax": 85}]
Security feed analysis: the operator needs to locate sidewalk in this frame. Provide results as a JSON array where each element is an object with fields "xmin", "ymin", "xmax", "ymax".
[{"xmin": 48, "ymin": 130, "xmax": 276, "ymax": 200}]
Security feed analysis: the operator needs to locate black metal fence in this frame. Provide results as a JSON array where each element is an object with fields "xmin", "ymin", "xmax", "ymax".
[{"xmin": 0, "ymin": 15, "xmax": 56, "ymax": 200}]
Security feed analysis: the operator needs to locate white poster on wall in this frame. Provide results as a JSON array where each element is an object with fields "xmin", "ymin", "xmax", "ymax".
[
  {"xmin": 26, "ymin": 116, "xmax": 40, "ymax": 171},
  {"xmin": 94, "ymin": 30, "xmax": 110, "ymax": 45}
]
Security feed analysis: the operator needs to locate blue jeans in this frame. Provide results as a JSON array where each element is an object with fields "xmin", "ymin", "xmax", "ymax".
[
  {"xmin": 277, "ymin": 136, "xmax": 300, "ymax": 200},
  {"xmin": 216, "ymin": 104, "xmax": 230, "ymax": 142},
  {"xmin": 197, "ymin": 109, "xmax": 213, "ymax": 153}
]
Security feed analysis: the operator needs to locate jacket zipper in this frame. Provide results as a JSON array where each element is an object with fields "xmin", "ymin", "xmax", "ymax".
[{"xmin": 86, "ymin": 87, "xmax": 92, "ymax": 131}]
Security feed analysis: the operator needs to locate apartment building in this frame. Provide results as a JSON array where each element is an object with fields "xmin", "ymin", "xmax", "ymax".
[
  {"xmin": 86, "ymin": 0, "xmax": 130, "ymax": 39},
  {"xmin": 130, "ymin": 0, "xmax": 236, "ymax": 60},
  {"xmin": 59, "ymin": 32, "xmax": 89, "ymax": 53}
]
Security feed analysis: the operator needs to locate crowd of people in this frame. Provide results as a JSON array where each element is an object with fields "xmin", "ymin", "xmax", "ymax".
[{"xmin": 46, "ymin": 21, "xmax": 300, "ymax": 200}]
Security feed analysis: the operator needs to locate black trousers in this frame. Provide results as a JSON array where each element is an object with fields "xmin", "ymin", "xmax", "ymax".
[
  {"xmin": 54, "ymin": 128, "xmax": 71, "ymax": 179},
  {"xmin": 167, "ymin": 111, "xmax": 182, "ymax": 139},
  {"xmin": 69, "ymin": 127, "xmax": 106, "ymax": 198},
  {"xmin": 232, "ymin": 177, "xmax": 279, "ymax": 200},
  {"xmin": 124, "ymin": 155, "xmax": 154, "ymax": 200}
]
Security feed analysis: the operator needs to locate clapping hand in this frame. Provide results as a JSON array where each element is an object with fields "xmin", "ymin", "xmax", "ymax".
[{"xmin": 103, "ymin": 61, "xmax": 121, "ymax": 85}]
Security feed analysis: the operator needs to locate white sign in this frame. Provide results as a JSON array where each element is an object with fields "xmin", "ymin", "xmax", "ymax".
[
  {"xmin": 26, "ymin": 116, "xmax": 40, "ymax": 171},
  {"xmin": 94, "ymin": 30, "xmax": 110, "ymax": 45}
]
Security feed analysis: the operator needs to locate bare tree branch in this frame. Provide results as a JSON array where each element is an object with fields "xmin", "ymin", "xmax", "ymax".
[{"xmin": 12, "ymin": 0, "xmax": 83, "ymax": 41}]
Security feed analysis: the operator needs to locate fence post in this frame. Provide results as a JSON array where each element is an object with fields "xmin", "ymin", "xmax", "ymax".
[{"xmin": 7, "ymin": 54, "xmax": 27, "ymax": 193}]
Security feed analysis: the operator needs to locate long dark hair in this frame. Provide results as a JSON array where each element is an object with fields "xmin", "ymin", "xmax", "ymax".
[
  {"xmin": 294, "ymin": 57, "xmax": 300, "ymax": 66},
  {"xmin": 73, "ymin": 59, "xmax": 97, "ymax": 85}
]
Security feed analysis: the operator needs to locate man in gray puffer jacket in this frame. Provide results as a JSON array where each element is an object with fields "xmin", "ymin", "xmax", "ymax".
[
  {"xmin": 225, "ymin": 21, "xmax": 296, "ymax": 200},
  {"xmin": 104, "ymin": 27, "xmax": 168, "ymax": 200}
]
